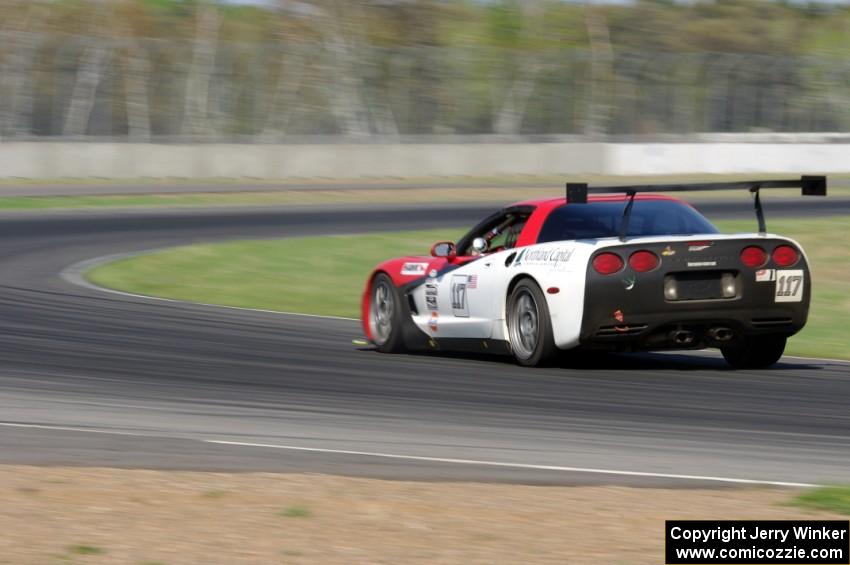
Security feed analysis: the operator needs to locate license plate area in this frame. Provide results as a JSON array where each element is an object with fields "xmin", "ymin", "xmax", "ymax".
[{"xmin": 664, "ymin": 271, "xmax": 739, "ymax": 301}]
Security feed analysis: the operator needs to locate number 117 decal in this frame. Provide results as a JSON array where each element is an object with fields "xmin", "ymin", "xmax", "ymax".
[{"xmin": 775, "ymin": 270, "xmax": 804, "ymax": 303}]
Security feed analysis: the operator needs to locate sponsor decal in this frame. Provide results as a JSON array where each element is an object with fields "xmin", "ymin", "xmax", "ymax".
[
  {"xmin": 775, "ymin": 269, "xmax": 804, "ymax": 303},
  {"xmin": 401, "ymin": 262, "xmax": 429, "ymax": 276},
  {"xmin": 451, "ymin": 274, "xmax": 471, "ymax": 317},
  {"xmin": 687, "ymin": 261, "xmax": 717, "ymax": 267},
  {"xmin": 755, "ymin": 269, "xmax": 776, "ymax": 282},
  {"xmin": 429, "ymin": 311, "xmax": 439, "ymax": 332},
  {"xmin": 688, "ymin": 241, "xmax": 714, "ymax": 252},
  {"xmin": 425, "ymin": 281, "xmax": 438, "ymax": 311},
  {"xmin": 428, "ymin": 269, "xmax": 438, "ymax": 279},
  {"xmin": 513, "ymin": 247, "xmax": 575, "ymax": 271},
  {"xmin": 622, "ymin": 275, "xmax": 636, "ymax": 290},
  {"xmin": 661, "ymin": 245, "xmax": 676, "ymax": 257}
]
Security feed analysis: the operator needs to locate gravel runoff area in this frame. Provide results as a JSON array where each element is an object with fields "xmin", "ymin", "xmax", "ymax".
[{"xmin": 0, "ymin": 465, "xmax": 841, "ymax": 565}]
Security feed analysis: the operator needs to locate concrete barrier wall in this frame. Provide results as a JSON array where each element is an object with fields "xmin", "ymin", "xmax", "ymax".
[
  {"xmin": 606, "ymin": 143, "xmax": 850, "ymax": 175},
  {"xmin": 0, "ymin": 140, "xmax": 848, "ymax": 179}
]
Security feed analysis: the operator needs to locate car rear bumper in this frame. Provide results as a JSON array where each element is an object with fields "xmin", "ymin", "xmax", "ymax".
[
  {"xmin": 580, "ymin": 306, "xmax": 806, "ymax": 351},
  {"xmin": 577, "ymin": 238, "xmax": 810, "ymax": 351}
]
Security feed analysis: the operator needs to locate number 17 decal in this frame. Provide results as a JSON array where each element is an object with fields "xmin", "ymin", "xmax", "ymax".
[
  {"xmin": 775, "ymin": 270, "xmax": 804, "ymax": 303},
  {"xmin": 451, "ymin": 274, "xmax": 470, "ymax": 317}
]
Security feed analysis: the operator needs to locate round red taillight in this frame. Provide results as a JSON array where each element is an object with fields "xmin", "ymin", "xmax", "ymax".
[
  {"xmin": 772, "ymin": 245, "xmax": 799, "ymax": 267},
  {"xmin": 592, "ymin": 252, "xmax": 624, "ymax": 275},
  {"xmin": 629, "ymin": 250, "xmax": 659, "ymax": 273},
  {"xmin": 740, "ymin": 246, "xmax": 768, "ymax": 268}
]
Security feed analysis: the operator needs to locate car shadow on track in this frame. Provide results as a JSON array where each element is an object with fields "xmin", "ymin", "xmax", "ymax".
[
  {"xmin": 554, "ymin": 351, "xmax": 819, "ymax": 372},
  {"xmin": 360, "ymin": 347, "xmax": 821, "ymax": 372}
]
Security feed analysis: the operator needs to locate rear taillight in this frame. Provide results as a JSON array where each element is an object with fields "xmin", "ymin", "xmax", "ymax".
[
  {"xmin": 629, "ymin": 250, "xmax": 659, "ymax": 273},
  {"xmin": 592, "ymin": 252, "xmax": 624, "ymax": 275},
  {"xmin": 772, "ymin": 245, "xmax": 799, "ymax": 267},
  {"xmin": 740, "ymin": 246, "xmax": 768, "ymax": 268}
]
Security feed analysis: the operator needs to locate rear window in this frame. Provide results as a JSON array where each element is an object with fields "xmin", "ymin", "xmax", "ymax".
[{"xmin": 537, "ymin": 200, "xmax": 719, "ymax": 243}]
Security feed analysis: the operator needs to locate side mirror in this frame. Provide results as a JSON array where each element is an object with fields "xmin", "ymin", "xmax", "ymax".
[{"xmin": 430, "ymin": 241, "xmax": 456, "ymax": 258}]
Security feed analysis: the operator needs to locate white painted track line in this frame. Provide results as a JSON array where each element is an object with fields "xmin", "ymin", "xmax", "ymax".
[
  {"xmin": 0, "ymin": 422, "xmax": 817, "ymax": 488},
  {"xmin": 204, "ymin": 440, "xmax": 817, "ymax": 488}
]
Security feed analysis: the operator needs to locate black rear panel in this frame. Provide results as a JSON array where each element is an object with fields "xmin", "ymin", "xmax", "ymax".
[
  {"xmin": 579, "ymin": 238, "xmax": 811, "ymax": 351},
  {"xmin": 667, "ymin": 271, "xmax": 731, "ymax": 301}
]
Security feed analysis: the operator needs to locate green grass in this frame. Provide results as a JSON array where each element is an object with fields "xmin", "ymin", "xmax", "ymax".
[
  {"xmin": 791, "ymin": 486, "xmax": 850, "ymax": 515},
  {"xmin": 67, "ymin": 545, "xmax": 104, "ymax": 555},
  {"xmin": 88, "ymin": 229, "xmax": 463, "ymax": 319},
  {"xmin": 0, "ymin": 174, "xmax": 847, "ymax": 211},
  {"xmin": 87, "ymin": 218, "xmax": 850, "ymax": 359},
  {"xmin": 0, "ymin": 189, "xmax": 536, "ymax": 210},
  {"xmin": 278, "ymin": 505, "xmax": 312, "ymax": 518}
]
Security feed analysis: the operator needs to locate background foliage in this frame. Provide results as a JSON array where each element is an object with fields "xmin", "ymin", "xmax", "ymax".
[{"xmin": 2, "ymin": 0, "xmax": 850, "ymax": 138}]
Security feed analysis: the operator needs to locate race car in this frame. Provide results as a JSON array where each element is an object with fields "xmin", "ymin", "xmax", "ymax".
[{"xmin": 361, "ymin": 176, "xmax": 826, "ymax": 369}]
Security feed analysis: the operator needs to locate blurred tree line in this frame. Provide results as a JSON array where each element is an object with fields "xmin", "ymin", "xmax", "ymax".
[{"xmin": 1, "ymin": 0, "xmax": 849, "ymax": 139}]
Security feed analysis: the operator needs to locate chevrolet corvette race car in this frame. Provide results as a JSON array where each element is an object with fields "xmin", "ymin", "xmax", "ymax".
[{"xmin": 361, "ymin": 176, "xmax": 826, "ymax": 368}]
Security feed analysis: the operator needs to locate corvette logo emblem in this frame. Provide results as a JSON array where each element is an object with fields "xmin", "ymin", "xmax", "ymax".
[
  {"xmin": 688, "ymin": 241, "xmax": 714, "ymax": 252},
  {"xmin": 661, "ymin": 246, "xmax": 676, "ymax": 257}
]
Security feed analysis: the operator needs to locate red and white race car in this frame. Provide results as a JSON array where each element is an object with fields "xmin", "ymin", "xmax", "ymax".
[{"xmin": 361, "ymin": 177, "xmax": 826, "ymax": 368}]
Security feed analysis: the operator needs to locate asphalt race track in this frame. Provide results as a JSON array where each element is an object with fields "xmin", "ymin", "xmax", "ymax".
[{"xmin": 0, "ymin": 201, "xmax": 848, "ymax": 487}]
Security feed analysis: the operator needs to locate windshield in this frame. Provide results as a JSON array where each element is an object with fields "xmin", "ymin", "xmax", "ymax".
[{"xmin": 537, "ymin": 200, "xmax": 719, "ymax": 243}]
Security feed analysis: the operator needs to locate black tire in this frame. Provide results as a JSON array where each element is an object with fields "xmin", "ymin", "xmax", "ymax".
[
  {"xmin": 506, "ymin": 279, "xmax": 558, "ymax": 367},
  {"xmin": 721, "ymin": 335, "xmax": 787, "ymax": 369},
  {"xmin": 368, "ymin": 273, "xmax": 406, "ymax": 353}
]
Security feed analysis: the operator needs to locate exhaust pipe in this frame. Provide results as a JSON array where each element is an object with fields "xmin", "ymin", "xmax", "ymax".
[
  {"xmin": 669, "ymin": 330, "xmax": 695, "ymax": 345},
  {"xmin": 708, "ymin": 327, "xmax": 734, "ymax": 342}
]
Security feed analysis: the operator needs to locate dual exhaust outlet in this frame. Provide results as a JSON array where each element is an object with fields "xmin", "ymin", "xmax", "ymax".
[{"xmin": 669, "ymin": 327, "xmax": 733, "ymax": 345}]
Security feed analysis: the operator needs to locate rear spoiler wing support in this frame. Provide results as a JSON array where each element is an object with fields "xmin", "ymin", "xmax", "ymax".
[{"xmin": 566, "ymin": 175, "xmax": 827, "ymax": 240}]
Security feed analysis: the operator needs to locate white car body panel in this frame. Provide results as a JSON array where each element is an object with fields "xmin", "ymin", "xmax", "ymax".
[{"xmin": 409, "ymin": 232, "xmax": 801, "ymax": 351}]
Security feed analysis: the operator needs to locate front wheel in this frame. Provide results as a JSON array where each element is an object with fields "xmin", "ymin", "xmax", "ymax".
[
  {"xmin": 721, "ymin": 335, "xmax": 787, "ymax": 369},
  {"xmin": 368, "ymin": 273, "xmax": 406, "ymax": 353},
  {"xmin": 506, "ymin": 279, "xmax": 558, "ymax": 367}
]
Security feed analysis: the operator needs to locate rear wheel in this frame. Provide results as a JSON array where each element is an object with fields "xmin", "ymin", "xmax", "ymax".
[
  {"xmin": 506, "ymin": 279, "xmax": 558, "ymax": 367},
  {"xmin": 721, "ymin": 335, "xmax": 786, "ymax": 369},
  {"xmin": 369, "ymin": 273, "xmax": 406, "ymax": 353}
]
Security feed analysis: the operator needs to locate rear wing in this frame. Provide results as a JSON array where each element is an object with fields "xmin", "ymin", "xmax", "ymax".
[{"xmin": 565, "ymin": 175, "xmax": 827, "ymax": 241}]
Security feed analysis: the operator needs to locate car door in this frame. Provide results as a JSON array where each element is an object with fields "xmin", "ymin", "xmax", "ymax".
[
  {"xmin": 429, "ymin": 256, "xmax": 494, "ymax": 338},
  {"xmin": 430, "ymin": 210, "xmax": 529, "ymax": 339}
]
